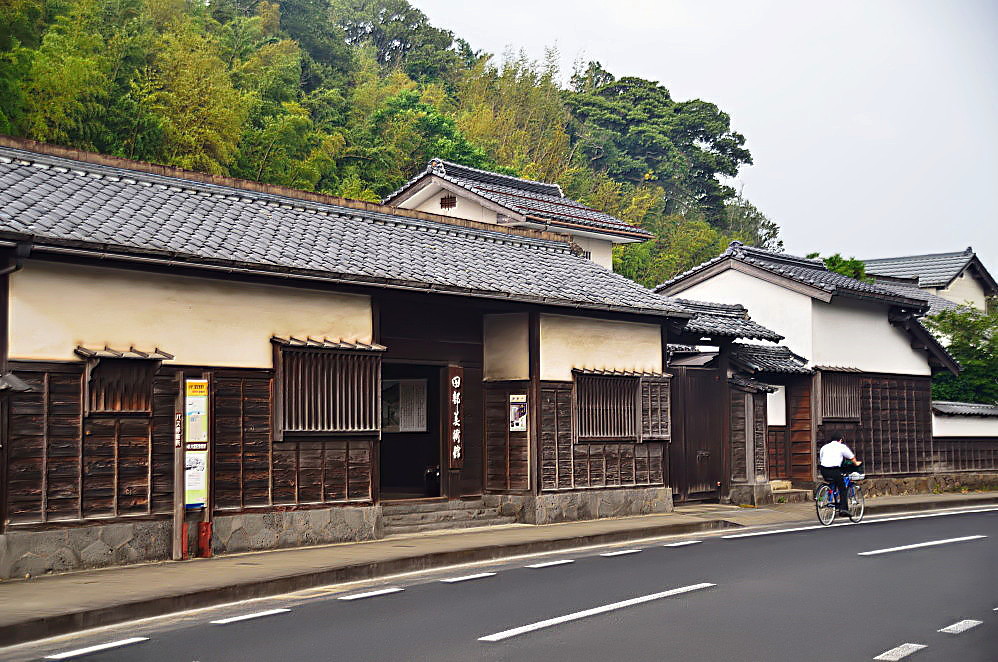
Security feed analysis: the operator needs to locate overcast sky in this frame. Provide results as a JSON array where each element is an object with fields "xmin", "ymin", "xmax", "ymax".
[{"xmin": 412, "ymin": 0, "xmax": 998, "ymax": 271}]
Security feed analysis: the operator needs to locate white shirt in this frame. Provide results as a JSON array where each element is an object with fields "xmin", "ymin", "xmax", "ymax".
[{"xmin": 819, "ymin": 440, "xmax": 855, "ymax": 468}]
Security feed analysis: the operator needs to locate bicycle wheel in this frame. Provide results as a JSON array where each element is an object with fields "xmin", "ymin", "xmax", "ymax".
[
  {"xmin": 815, "ymin": 484, "xmax": 836, "ymax": 525},
  {"xmin": 848, "ymin": 485, "xmax": 865, "ymax": 523}
]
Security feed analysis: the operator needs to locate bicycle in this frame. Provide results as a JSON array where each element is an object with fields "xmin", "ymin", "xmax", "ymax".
[{"xmin": 814, "ymin": 470, "xmax": 865, "ymax": 525}]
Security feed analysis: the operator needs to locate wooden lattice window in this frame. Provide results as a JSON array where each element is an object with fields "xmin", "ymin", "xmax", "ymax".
[
  {"xmin": 575, "ymin": 374, "xmax": 640, "ymax": 441},
  {"xmin": 275, "ymin": 343, "xmax": 382, "ymax": 437},
  {"xmin": 439, "ymin": 195, "xmax": 457, "ymax": 209},
  {"xmin": 86, "ymin": 358, "xmax": 158, "ymax": 414},
  {"xmin": 822, "ymin": 372, "xmax": 861, "ymax": 420},
  {"xmin": 640, "ymin": 376, "xmax": 671, "ymax": 440}
]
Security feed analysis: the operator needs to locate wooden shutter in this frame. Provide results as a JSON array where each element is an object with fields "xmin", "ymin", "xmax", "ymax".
[
  {"xmin": 822, "ymin": 372, "xmax": 860, "ymax": 420},
  {"xmin": 86, "ymin": 358, "xmax": 157, "ymax": 414},
  {"xmin": 640, "ymin": 376, "xmax": 671, "ymax": 440},
  {"xmin": 278, "ymin": 349, "xmax": 380, "ymax": 435}
]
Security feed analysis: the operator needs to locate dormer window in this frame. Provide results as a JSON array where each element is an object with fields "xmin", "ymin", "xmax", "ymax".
[{"xmin": 439, "ymin": 195, "xmax": 456, "ymax": 209}]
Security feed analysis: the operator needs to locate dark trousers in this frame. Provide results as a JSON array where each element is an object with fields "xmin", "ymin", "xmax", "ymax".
[{"xmin": 820, "ymin": 466, "xmax": 849, "ymax": 511}]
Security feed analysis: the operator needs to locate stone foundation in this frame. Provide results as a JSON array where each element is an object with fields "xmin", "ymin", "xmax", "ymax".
[
  {"xmin": 484, "ymin": 486, "xmax": 673, "ymax": 525},
  {"xmin": 728, "ymin": 483, "xmax": 774, "ymax": 506},
  {"xmin": 857, "ymin": 472, "xmax": 998, "ymax": 498},
  {"xmin": 211, "ymin": 504, "xmax": 381, "ymax": 554},
  {"xmin": 0, "ymin": 519, "xmax": 171, "ymax": 580}
]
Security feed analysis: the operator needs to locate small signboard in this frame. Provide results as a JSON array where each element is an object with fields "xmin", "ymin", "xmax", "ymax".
[
  {"xmin": 509, "ymin": 394, "xmax": 528, "ymax": 432},
  {"xmin": 184, "ymin": 379, "xmax": 209, "ymax": 509},
  {"xmin": 447, "ymin": 366, "xmax": 464, "ymax": 469}
]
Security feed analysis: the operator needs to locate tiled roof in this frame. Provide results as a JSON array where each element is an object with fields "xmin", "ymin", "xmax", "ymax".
[
  {"xmin": 0, "ymin": 145, "xmax": 689, "ymax": 318},
  {"xmin": 271, "ymin": 337, "xmax": 387, "ymax": 352},
  {"xmin": 729, "ymin": 374, "xmax": 777, "ymax": 393},
  {"xmin": 385, "ymin": 159, "xmax": 654, "ymax": 240},
  {"xmin": 656, "ymin": 242, "xmax": 930, "ymax": 310},
  {"xmin": 730, "ymin": 342, "xmax": 812, "ymax": 374},
  {"xmin": 863, "ymin": 249, "xmax": 975, "ymax": 288},
  {"xmin": 674, "ymin": 298, "xmax": 784, "ymax": 342},
  {"xmin": 932, "ymin": 401, "xmax": 998, "ymax": 417},
  {"xmin": 871, "ymin": 279, "xmax": 963, "ymax": 316}
]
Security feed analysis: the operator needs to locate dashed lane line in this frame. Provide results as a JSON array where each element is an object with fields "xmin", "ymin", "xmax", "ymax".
[
  {"xmin": 873, "ymin": 643, "xmax": 927, "ymax": 660},
  {"xmin": 337, "ymin": 587, "xmax": 405, "ymax": 600},
  {"xmin": 478, "ymin": 582, "xmax": 716, "ymax": 642},
  {"xmin": 599, "ymin": 549, "xmax": 642, "ymax": 557},
  {"xmin": 525, "ymin": 559, "xmax": 575, "ymax": 569},
  {"xmin": 722, "ymin": 507, "xmax": 998, "ymax": 539},
  {"xmin": 937, "ymin": 619, "xmax": 982, "ymax": 634},
  {"xmin": 45, "ymin": 638, "xmax": 150, "ymax": 660},
  {"xmin": 210, "ymin": 608, "xmax": 291, "ymax": 624},
  {"xmin": 440, "ymin": 572, "xmax": 497, "ymax": 583},
  {"xmin": 663, "ymin": 540, "xmax": 702, "ymax": 547},
  {"xmin": 857, "ymin": 535, "xmax": 987, "ymax": 556}
]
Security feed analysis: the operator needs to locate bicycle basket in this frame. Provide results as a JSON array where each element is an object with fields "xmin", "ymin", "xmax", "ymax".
[{"xmin": 847, "ymin": 472, "xmax": 865, "ymax": 481}]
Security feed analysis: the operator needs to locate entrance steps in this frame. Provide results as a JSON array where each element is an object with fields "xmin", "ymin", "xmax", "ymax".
[
  {"xmin": 769, "ymin": 480, "xmax": 811, "ymax": 504},
  {"xmin": 382, "ymin": 498, "xmax": 518, "ymax": 536}
]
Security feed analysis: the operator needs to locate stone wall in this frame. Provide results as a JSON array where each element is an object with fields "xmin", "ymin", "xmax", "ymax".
[
  {"xmin": 211, "ymin": 505, "xmax": 381, "ymax": 554},
  {"xmin": 857, "ymin": 472, "xmax": 998, "ymax": 498},
  {"xmin": 0, "ymin": 519, "xmax": 171, "ymax": 580},
  {"xmin": 484, "ymin": 486, "xmax": 673, "ymax": 525}
]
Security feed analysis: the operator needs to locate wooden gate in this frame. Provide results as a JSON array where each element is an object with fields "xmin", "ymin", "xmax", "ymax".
[{"xmin": 669, "ymin": 367, "xmax": 725, "ymax": 502}]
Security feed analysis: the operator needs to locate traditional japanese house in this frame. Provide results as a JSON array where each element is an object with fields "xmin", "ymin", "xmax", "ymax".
[
  {"xmin": 863, "ymin": 247, "xmax": 996, "ymax": 312},
  {"xmin": 0, "ymin": 138, "xmax": 776, "ymax": 577},
  {"xmin": 656, "ymin": 242, "xmax": 968, "ymax": 487},
  {"xmin": 383, "ymin": 159, "xmax": 654, "ymax": 269}
]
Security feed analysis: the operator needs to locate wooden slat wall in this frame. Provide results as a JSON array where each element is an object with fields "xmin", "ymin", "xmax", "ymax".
[
  {"xmin": 787, "ymin": 377, "xmax": 814, "ymax": 480},
  {"xmin": 270, "ymin": 438, "xmax": 374, "ymax": 504},
  {"xmin": 752, "ymin": 393, "xmax": 768, "ymax": 480},
  {"xmin": 932, "ymin": 437, "xmax": 998, "ymax": 472},
  {"xmin": 539, "ymin": 382, "xmax": 664, "ymax": 492},
  {"xmin": 729, "ymin": 390, "xmax": 747, "ymax": 482},
  {"xmin": 821, "ymin": 373, "xmax": 861, "ymax": 419},
  {"xmin": 484, "ymin": 383, "xmax": 530, "ymax": 491},
  {"xmin": 5, "ymin": 364, "xmax": 176, "ymax": 525},
  {"xmin": 766, "ymin": 426, "xmax": 790, "ymax": 479},
  {"xmin": 213, "ymin": 372, "xmax": 272, "ymax": 510},
  {"xmin": 853, "ymin": 375, "xmax": 933, "ymax": 476}
]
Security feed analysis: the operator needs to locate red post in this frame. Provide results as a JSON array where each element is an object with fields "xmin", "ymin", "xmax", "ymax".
[
  {"xmin": 198, "ymin": 521, "xmax": 213, "ymax": 558},
  {"xmin": 181, "ymin": 522, "xmax": 189, "ymax": 560}
]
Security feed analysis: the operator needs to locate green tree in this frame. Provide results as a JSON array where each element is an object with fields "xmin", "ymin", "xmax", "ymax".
[
  {"xmin": 722, "ymin": 190, "xmax": 783, "ymax": 250},
  {"xmin": 806, "ymin": 252, "xmax": 871, "ymax": 281},
  {"xmin": 924, "ymin": 303, "xmax": 998, "ymax": 404}
]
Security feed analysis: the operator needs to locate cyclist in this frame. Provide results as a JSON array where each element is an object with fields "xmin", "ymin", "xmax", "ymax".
[{"xmin": 818, "ymin": 434, "xmax": 862, "ymax": 515}]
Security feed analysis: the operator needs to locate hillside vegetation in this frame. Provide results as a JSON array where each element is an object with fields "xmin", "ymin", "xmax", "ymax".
[{"xmin": 0, "ymin": 0, "xmax": 782, "ymax": 285}]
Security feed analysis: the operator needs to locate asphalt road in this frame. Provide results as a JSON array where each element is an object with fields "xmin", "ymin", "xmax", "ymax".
[{"xmin": 5, "ymin": 508, "xmax": 996, "ymax": 662}]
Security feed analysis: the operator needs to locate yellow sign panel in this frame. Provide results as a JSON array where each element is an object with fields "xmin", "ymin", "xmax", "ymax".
[{"xmin": 186, "ymin": 381, "xmax": 208, "ymax": 397}]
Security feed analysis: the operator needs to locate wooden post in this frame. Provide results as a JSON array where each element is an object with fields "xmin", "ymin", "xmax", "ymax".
[
  {"xmin": 171, "ymin": 371, "xmax": 185, "ymax": 560},
  {"xmin": 528, "ymin": 311, "xmax": 540, "ymax": 495}
]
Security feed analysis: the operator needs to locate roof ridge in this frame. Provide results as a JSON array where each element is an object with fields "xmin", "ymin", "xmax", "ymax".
[
  {"xmin": 863, "ymin": 248, "xmax": 975, "ymax": 263},
  {"xmin": 430, "ymin": 158, "xmax": 564, "ymax": 197},
  {"xmin": 0, "ymin": 135, "xmax": 572, "ymax": 246}
]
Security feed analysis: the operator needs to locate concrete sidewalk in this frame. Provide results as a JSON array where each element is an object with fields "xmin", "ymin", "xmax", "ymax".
[{"xmin": 1, "ymin": 491, "xmax": 995, "ymax": 647}]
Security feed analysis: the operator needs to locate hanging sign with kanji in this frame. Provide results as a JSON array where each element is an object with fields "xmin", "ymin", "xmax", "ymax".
[{"xmin": 447, "ymin": 365, "xmax": 464, "ymax": 469}]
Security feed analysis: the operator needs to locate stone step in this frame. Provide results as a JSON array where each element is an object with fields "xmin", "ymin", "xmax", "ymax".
[
  {"xmin": 381, "ymin": 499, "xmax": 485, "ymax": 515},
  {"xmin": 769, "ymin": 480, "xmax": 793, "ymax": 491},
  {"xmin": 384, "ymin": 516, "xmax": 519, "ymax": 536},
  {"xmin": 772, "ymin": 488, "xmax": 812, "ymax": 504},
  {"xmin": 384, "ymin": 508, "xmax": 502, "ymax": 525}
]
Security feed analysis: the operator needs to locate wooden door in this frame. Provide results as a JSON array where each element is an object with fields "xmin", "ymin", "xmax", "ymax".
[{"xmin": 670, "ymin": 367, "xmax": 725, "ymax": 502}]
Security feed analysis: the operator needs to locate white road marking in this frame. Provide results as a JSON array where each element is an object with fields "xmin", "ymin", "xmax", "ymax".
[
  {"xmin": 210, "ymin": 608, "xmax": 291, "ymax": 624},
  {"xmin": 663, "ymin": 540, "xmax": 702, "ymax": 547},
  {"xmin": 857, "ymin": 535, "xmax": 986, "ymax": 556},
  {"xmin": 526, "ymin": 559, "xmax": 575, "ymax": 569},
  {"xmin": 873, "ymin": 642, "xmax": 927, "ymax": 660},
  {"xmin": 337, "ymin": 587, "xmax": 404, "ymax": 600},
  {"xmin": 722, "ymin": 507, "xmax": 998, "ymax": 539},
  {"xmin": 440, "ymin": 572, "xmax": 497, "ymax": 583},
  {"xmin": 938, "ymin": 619, "xmax": 982, "ymax": 634},
  {"xmin": 45, "ymin": 637, "xmax": 150, "ymax": 659},
  {"xmin": 479, "ymin": 582, "xmax": 715, "ymax": 642},
  {"xmin": 600, "ymin": 549, "xmax": 642, "ymax": 557}
]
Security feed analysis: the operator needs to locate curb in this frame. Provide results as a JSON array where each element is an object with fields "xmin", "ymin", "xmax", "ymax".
[
  {"xmin": 862, "ymin": 492, "xmax": 998, "ymax": 516},
  {"xmin": 0, "ymin": 517, "xmax": 738, "ymax": 647}
]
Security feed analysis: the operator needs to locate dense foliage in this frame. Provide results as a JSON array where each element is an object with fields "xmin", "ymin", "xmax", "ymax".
[
  {"xmin": 924, "ymin": 303, "xmax": 998, "ymax": 405},
  {"xmin": 806, "ymin": 252, "xmax": 871, "ymax": 282},
  {"xmin": 0, "ymin": 0, "xmax": 781, "ymax": 285}
]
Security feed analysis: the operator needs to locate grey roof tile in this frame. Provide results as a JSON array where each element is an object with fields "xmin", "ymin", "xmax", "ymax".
[
  {"xmin": 730, "ymin": 342, "xmax": 812, "ymax": 374},
  {"xmin": 932, "ymin": 401, "xmax": 998, "ymax": 417},
  {"xmin": 0, "ymin": 145, "xmax": 687, "ymax": 318},
  {"xmin": 863, "ymin": 249, "xmax": 975, "ymax": 288},
  {"xmin": 674, "ymin": 298, "xmax": 784, "ymax": 341}
]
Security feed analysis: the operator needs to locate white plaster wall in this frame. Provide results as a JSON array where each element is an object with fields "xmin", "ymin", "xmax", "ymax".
[
  {"xmin": 767, "ymin": 385, "xmax": 787, "ymax": 426},
  {"xmin": 937, "ymin": 271, "xmax": 988, "ymax": 310},
  {"xmin": 669, "ymin": 269, "xmax": 813, "ymax": 359},
  {"xmin": 932, "ymin": 413, "xmax": 998, "ymax": 438},
  {"xmin": 411, "ymin": 190, "xmax": 494, "ymax": 224},
  {"xmin": 539, "ymin": 314, "xmax": 662, "ymax": 381},
  {"xmin": 10, "ymin": 262, "xmax": 372, "ymax": 368},
  {"xmin": 572, "ymin": 235, "xmax": 614, "ymax": 269},
  {"xmin": 483, "ymin": 313, "xmax": 529, "ymax": 381},
  {"xmin": 811, "ymin": 298, "xmax": 930, "ymax": 375}
]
